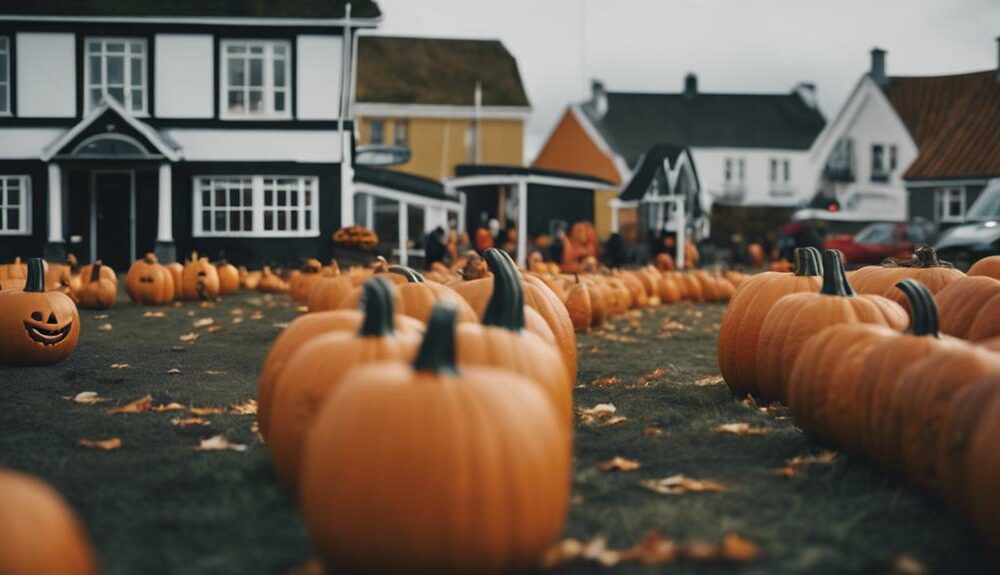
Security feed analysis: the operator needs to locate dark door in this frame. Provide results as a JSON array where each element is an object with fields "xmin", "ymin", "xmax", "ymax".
[{"xmin": 93, "ymin": 172, "xmax": 133, "ymax": 271}]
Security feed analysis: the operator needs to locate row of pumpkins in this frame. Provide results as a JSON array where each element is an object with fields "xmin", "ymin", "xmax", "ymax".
[
  {"xmin": 257, "ymin": 248, "xmax": 574, "ymax": 573},
  {"xmin": 717, "ymin": 246, "xmax": 1000, "ymax": 551}
]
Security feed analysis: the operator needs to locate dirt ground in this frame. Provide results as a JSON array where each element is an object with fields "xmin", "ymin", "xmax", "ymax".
[{"xmin": 0, "ymin": 290, "xmax": 990, "ymax": 574}]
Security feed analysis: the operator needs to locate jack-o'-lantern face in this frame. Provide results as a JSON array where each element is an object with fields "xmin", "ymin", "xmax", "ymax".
[
  {"xmin": 23, "ymin": 310, "xmax": 73, "ymax": 346},
  {"xmin": 125, "ymin": 253, "xmax": 175, "ymax": 305},
  {"xmin": 139, "ymin": 275, "xmax": 155, "ymax": 284}
]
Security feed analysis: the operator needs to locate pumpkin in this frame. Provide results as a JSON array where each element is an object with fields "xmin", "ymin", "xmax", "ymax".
[
  {"xmin": 717, "ymin": 247, "xmax": 824, "ymax": 399},
  {"xmin": 0, "ymin": 469, "xmax": 97, "ymax": 575},
  {"xmin": 289, "ymin": 258, "xmax": 324, "ymax": 303},
  {"xmin": 337, "ymin": 265, "xmax": 479, "ymax": 325},
  {"xmin": 455, "ymin": 249, "xmax": 574, "ymax": 431},
  {"xmin": 299, "ymin": 303, "xmax": 570, "ymax": 574},
  {"xmin": 165, "ymin": 262, "xmax": 184, "ymax": 298},
  {"xmin": 79, "ymin": 260, "xmax": 117, "ymax": 286},
  {"xmin": 967, "ymin": 255, "xmax": 1000, "ymax": 279},
  {"xmin": 564, "ymin": 276, "xmax": 592, "ymax": 332},
  {"xmin": 307, "ymin": 271, "xmax": 361, "ymax": 313},
  {"xmin": 216, "ymin": 261, "xmax": 240, "ymax": 295},
  {"xmin": 755, "ymin": 249, "xmax": 908, "ymax": 403},
  {"xmin": 54, "ymin": 271, "xmax": 79, "ymax": 304},
  {"xmin": 935, "ymin": 275, "xmax": 1000, "ymax": 341},
  {"xmin": 452, "ymin": 249, "xmax": 577, "ymax": 382},
  {"xmin": 0, "ymin": 258, "xmax": 80, "ymax": 366},
  {"xmin": 268, "ymin": 278, "xmax": 422, "ymax": 487},
  {"xmin": 257, "ymin": 266, "xmax": 289, "ymax": 293},
  {"xmin": 655, "ymin": 252, "xmax": 675, "ymax": 271},
  {"xmin": 657, "ymin": 272, "xmax": 682, "ymax": 304},
  {"xmin": 851, "ymin": 246, "xmax": 964, "ymax": 316},
  {"xmin": 617, "ymin": 271, "xmax": 649, "ymax": 308},
  {"xmin": 45, "ymin": 254, "xmax": 78, "ymax": 291},
  {"xmin": 180, "ymin": 253, "xmax": 220, "ymax": 300},
  {"xmin": 0, "ymin": 256, "xmax": 27, "ymax": 289},
  {"xmin": 77, "ymin": 260, "xmax": 117, "ymax": 310},
  {"xmin": 125, "ymin": 253, "xmax": 174, "ymax": 305},
  {"xmin": 256, "ymin": 280, "xmax": 424, "ymax": 440}
]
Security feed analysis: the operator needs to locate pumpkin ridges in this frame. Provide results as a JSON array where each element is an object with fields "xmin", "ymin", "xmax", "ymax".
[
  {"xmin": 959, "ymin": 375, "xmax": 1000, "ymax": 551},
  {"xmin": 936, "ymin": 276, "xmax": 1000, "ymax": 340},
  {"xmin": 968, "ymin": 255, "xmax": 1000, "ymax": 279}
]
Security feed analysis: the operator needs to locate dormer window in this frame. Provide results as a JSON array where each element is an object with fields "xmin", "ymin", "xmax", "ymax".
[
  {"xmin": 871, "ymin": 144, "xmax": 888, "ymax": 182},
  {"xmin": 220, "ymin": 40, "xmax": 291, "ymax": 119},
  {"xmin": 85, "ymin": 38, "xmax": 147, "ymax": 115}
]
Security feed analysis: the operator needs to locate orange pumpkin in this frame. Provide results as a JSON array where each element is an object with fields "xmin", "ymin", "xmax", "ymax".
[
  {"xmin": 180, "ymin": 253, "xmax": 220, "ymax": 300},
  {"xmin": 967, "ymin": 255, "xmax": 1000, "ymax": 279},
  {"xmin": 307, "ymin": 271, "xmax": 361, "ymax": 313},
  {"xmin": 0, "ymin": 469, "xmax": 97, "ymax": 575},
  {"xmin": 935, "ymin": 275, "xmax": 1000, "ymax": 341},
  {"xmin": 564, "ymin": 276, "xmax": 592, "ymax": 332},
  {"xmin": 0, "ymin": 258, "xmax": 80, "ymax": 366},
  {"xmin": 851, "ymin": 246, "xmax": 964, "ymax": 316},
  {"xmin": 79, "ymin": 260, "xmax": 117, "ymax": 286},
  {"xmin": 77, "ymin": 260, "xmax": 117, "ymax": 310},
  {"xmin": 216, "ymin": 261, "xmax": 240, "ymax": 295},
  {"xmin": 165, "ymin": 262, "xmax": 184, "ymax": 299},
  {"xmin": 126, "ymin": 253, "xmax": 174, "ymax": 305},
  {"xmin": 257, "ymin": 266, "xmax": 289, "ymax": 293},
  {"xmin": 289, "ymin": 258, "xmax": 324, "ymax": 304},
  {"xmin": 299, "ymin": 304, "xmax": 570, "ymax": 574},
  {"xmin": 337, "ymin": 266, "xmax": 479, "ymax": 325}
]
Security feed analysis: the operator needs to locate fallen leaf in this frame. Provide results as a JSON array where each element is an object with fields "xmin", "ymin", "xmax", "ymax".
[
  {"xmin": 772, "ymin": 451, "xmax": 838, "ymax": 478},
  {"xmin": 151, "ymin": 402, "xmax": 185, "ymax": 412},
  {"xmin": 230, "ymin": 399, "xmax": 258, "ymax": 415},
  {"xmin": 581, "ymin": 535, "xmax": 621, "ymax": 567},
  {"xmin": 93, "ymin": 313, "xmax": 109, "ymax": 319},
  {"xmin": 296, "ymin": 305, "xmax": 309, "ymax": 313},
  {"xmin": 195, "ymin": 435, "xmax": 247, "ymax": 452},
  {"xmin": 172, "ymin": 416, "xmax": 211, "ymax": 428},
  {"xmin": 693, "ymin": 374, "xmax": 725, "ymax": 386},
  {"xmin": 596, "ymin": 456, "xmax": 641, "ymax": 472},
  {"xmin": 680, "ymin": 540, "xmax": 718, "ymax": 561},
  {"xmin": 65, "ymin": 391, "xmax": 108, "ymax": 405},
  {"xmin": 109, "ymin": 363, "xmax": 130, "ymax": 369},
  {"xmin": 106, "ymin": 394, "xmax": 153, "ymax": 414},
  {"xmin": 714, "ymin": 422, "xmax": 768, "ymax": 436},
  {"xmin": 251, "ymin": 311, "xmax": 265, "ymax": 320},
  {"xmin": 179, "ymin": 332, "xmax": 199, "ymax": 343},
  {"xmin": 578, "ymin": 403, "xmax": 617, "ymax": 425},
  {"xmin": 591, "ymin": 375, "xmax": 620, "ymax": 387},
  {"xmin": 165, "ymin": 368, "xmax": 182, "ymax": 374},
  {"xmin": 720, "ymin": 533, "xmax": 761, "ymax": 562},
  {"xmin": 203, "ymin": 370, "xmax": 226, "ymax": 376},
  {"xmin": 596, "ymin": 415, "xmax": 629, "ymax": 427},
  {"xmin": 890, "ymin": 553, "xmax": 928, "ymax": 575},
  {"xmin": 142, "ymin": 310, "xmax": 166, "ymax": 318},
  {"xmin": 78, "ymin": 437, "xmax": 122, "ymax": 451},
  {"xmin": 635, "ymin": 367, "xmax": 669, "ymax": 387},
  {"xmin": 643, "ymin": 425, "xmax": 666, "ymax": 437},
  {"xmin": 207, "ymin": 324, "xmax": 222, "ymax": 333},
  {"xmin": 232, "ymin": 316, "xmax": 245, "ymax": 325},
  {"xmin": 192, "ymin": 317, "xmax": 215, "ymax": 328},
  {"xmin": 230, "ymin": 308, "xmax": 245, "ymax": 316},
  {"xmin": 587, "ymin": 346, "xmax": 601, "ymax": 353},
  {"xmin": 640, "ymin": 474, "xmax": 726, "ymax": 495},
  {"xmin": 272, "ymin": 322, "xmax": 291, "ymax": 329},
  {"xmin": 97, "ymin": 323, "xmax": 113, "ymax": 332},
  {"xmin": 251, "ymin": 421, "xmax": 264, "ymax": 442},
  {"xmin": 619, "ymin": 530, "xmax": 678, "ymax": 566},
  {"xmin": 540, "ymin": 538, "xmax": 586, "ymax": 569},
  {"xmin": 189, "ymin": 406, "xmax": 224, "ymax": 416}
]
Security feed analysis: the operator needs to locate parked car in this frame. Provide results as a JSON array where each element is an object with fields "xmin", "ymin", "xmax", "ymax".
[
  {"xmin": 934, "ymin": 179, "xmax": 1000, "ymax": 269},
  {"xmin": 822, "ymin": 220, "xmax": 936, "ymax": 267}
]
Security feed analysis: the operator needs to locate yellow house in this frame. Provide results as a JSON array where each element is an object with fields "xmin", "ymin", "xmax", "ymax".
[{"xmin": 355, "ymin": 36, "xmax": 530, "ymax": 181}]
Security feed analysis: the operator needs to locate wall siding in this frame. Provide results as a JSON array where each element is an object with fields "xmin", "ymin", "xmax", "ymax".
[
  {"xmin": 16, "ymin": 33, "xmax": 76, "ymax": 118},
  {"xmin": 155, "ymin": 34, "xmax": 214, "ymax": 118}
]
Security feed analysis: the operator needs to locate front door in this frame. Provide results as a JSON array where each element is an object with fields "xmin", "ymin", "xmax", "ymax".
[{"xmin": 92, "ymin": 172, "xmax": 134, "ymax": 271}]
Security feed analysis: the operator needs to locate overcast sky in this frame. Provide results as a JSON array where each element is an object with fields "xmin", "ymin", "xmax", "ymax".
[{"xmin": 372, "ymin": 0, "xmax": 1000, "ymax": 161}]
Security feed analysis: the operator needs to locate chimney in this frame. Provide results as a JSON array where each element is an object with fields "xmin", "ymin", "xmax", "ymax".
[
  {"xmin": 590, "ymin": 79, "xmax": 608, "ymax": 118},
  {"xmin": 684, "ymin": 73, "xmax": 698, "ymax": 98},
  {"xmin": 870, "ymin": 48, "xmax": 887, "ymax": 86},
  {"xmin": 795, "ymin": 82, "xmax": 818, "ymax": 108}
]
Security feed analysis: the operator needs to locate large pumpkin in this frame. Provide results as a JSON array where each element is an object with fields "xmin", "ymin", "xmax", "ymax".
[
  {"xmin": 717, "ymin": 247, "xmax": 824, "ymax": 399},
  {"xmin": 851, "ymin": 246, "xmax": 964, "ymax": 316},
  {"xmin": 755, "ymin": 249, "xmax": 907, "ymax": 403},
  {"xmin": 0, "ymin": 258, "xmax": 81, "ymax": 366},
  {"xmin": 77, "ymin": 260, "xmax": 117, "ymax": 310},
  {"xmin": 180, "ymin": 253, "xmax": 220, "ymax": 300},
  {"xmin": 337, "ymin": 265, "xmax": 478, "ymax": 325},
  {"xmin": 256, "ymin": 279, "xmax": 424, "ymax": 440},
  {"xmin": 935, "ymin": 275, "xmax": 1000, "ymax": 341},
  {"xmin": 289, "ymin": 258, "xmax": 324, "ymax": 304},
  {"xmin": 0, "ymin": 469, "xmax": 97, "ymax": 575},
  {"xmin": 967, "ymin": 255, "xmax": 1000, "ymax": 279},
  {"xmin": 126, "ymin": 253, "xmax": 175, "ymax": 305},
  {"xmin": 299, "ymin": 304, "xmax": 570, "ymax": 574},
  {"xmin": 216, "ymin": 261, "xmax": 240, "ymax": 295},
  {"xmin": 564, "ymin": 276, "xmax": 593, "ymax": 332},
  {"xmin": 268, "ymin": 278, "xmax": 421, "ymax": 487}
]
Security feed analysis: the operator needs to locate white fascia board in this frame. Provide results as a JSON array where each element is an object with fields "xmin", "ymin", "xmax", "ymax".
[
  {"xmin": 41, "ymin": 97, "xmax": 182, "ymax": 162},
  {"xmin": 446, "ymin": 174, "xmax": 615, "ymax": 191},
  {"xmin": 905, "ymin": 178, "xmax": 992, "ymax": 188},
  {"xmin": 354, "ymin": 182, "xmax": 462, "ymax": 210},
  {"xmin": 0, "ymin": 15, "xmax": 380, "ymax": 28},
  {"xmin": 354, "ymin": 102, "xmax": 531, "ymax": 121}
]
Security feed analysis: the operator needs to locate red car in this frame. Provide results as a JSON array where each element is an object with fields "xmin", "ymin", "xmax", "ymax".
[{"xmin": 822, "ymin": 222, "xmax": 935, "ymax": 266}]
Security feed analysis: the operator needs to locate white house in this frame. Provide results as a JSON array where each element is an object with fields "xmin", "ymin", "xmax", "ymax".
[{"xmin": 0, "ymin": 2, "xmax": 380, "ymax": 269}]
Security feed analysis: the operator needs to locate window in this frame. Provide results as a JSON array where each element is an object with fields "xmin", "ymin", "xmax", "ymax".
[
  {"xmin": 393, "ymin": 120, "xmax": 408, "ymax": 146},
  {"xmin": 369, "ymin": 119, "xmax": 384, "ymax": 145},
  {"xmin": 0, "ymin": 37, "xmax": 9, "ymax": 115},
  {"xmin": 871, "ymin": 144, "xmax": 887, "ymax": 182},
  {"xmin": 724, "ymin": 159, "xmax": 732, "ymax": 182},
  {"xmin": 783, "ymin": 159, "xmax": 790, "ymax": 182},
  {"xmin": 889, "ymin": 145, "xmax": 898, "ymax": 171},
  {"xmin": 220, "ymin": 40, "xmax": 290, "ymax": 119},
  {"xmin": 738, "ymin": 159, "xmax": 745, "ymax": 182},
  {"xmin": 0, "ymin": 176, "xmax": 30, "ymax": 235},
  {"xmin": 85, "ymin": 38, "xmax": 147, "ymax": 114},
  {"xmin": 194, "ymin": 175, "xmax": 318, "ymax": 237},
  {"xmin": 465, "ymin": 121, "xmax": 477, "ymax": 161},
  {"xmin": 769, "ymin": 159, "xmax": 778, "ymax": 182},
  {"xmin": 938, "ymin": 187, "xmax": 966, "ymax": 223}
]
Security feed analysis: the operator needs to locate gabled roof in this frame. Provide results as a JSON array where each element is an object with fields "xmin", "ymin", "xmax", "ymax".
[
  {"xmin": 42, "ymin": 98, "xmax": 181, "ymax": 162},
  {"xmin": 619, "ymin": 144, "xmax": 698, "ymax": 201},
  {"xmin": 354, "ymin": 165, "xmax": 455, "ymax": 203},
  {"xmin": 0, "ymin": 0, "xmax": 380, "ymax": 19},
  {"xmin": 882, "ymin": 70, "xmax": 1000, "ymax": 180},
  {"xmin": 357, "ymin": 36, "xmax": 529, "ymax": 108},
  {"xmin": 579, "ymin": 90, "xmax": 826, "ymax": 166}
]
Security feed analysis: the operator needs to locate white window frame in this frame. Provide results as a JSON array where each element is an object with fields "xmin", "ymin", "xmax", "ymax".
[
  {"xmin": 783, "ymin": 159, "xmax": 791, "ymax": 183},
  {"xmin": 219, "ymin": 39, "xmax": 292, "ymax": 120},
  {"xmin": 85, "ymin": 37, "xmax": 148, "ymax": 116},
  {"xmin": 393, "ymin": 119, "xmax": 408, "ymax": 146},
  {"xmin": 0, "ymin": 37, "xmax": 10, "ymax": 116},
  {"xmin": 0, "ymin": 176, "xmax": 31, "ymax": 235},
  {"xmin": 192, "ymin": 175, "xmax": 319, "ymax": 238},
  {"xmin": 938, "ymin": 187, "xmax": 966, "ymax": 223}
]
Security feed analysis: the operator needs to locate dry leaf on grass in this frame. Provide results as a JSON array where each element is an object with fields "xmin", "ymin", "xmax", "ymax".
[
  {"xmin": 640, "ymin": 474, "xmax": 726, "ymax": 495},
  {"xmin": 714, "ymin": 422, "xmax": 768, "ymax": 436},
  {"xmin": 151, "ymin": 402, "xmax": 185, "ymax": 412},
  {"xmin": 179, "ymin": 332, "xmax": 199, "ymax": 343},
  {"xmin": 142, "ymin": 310, "xmax": 166, "ymax": 318},
  {"xmin": 195, "ymin": 435, "xmax": 247, "ymax": 452},
  {"xmin": 587, "ymin": 345, "xmax": 601, "ymax": 353},
  {"xmin": 541, "ymin": 531, "xmax": 760, "ymax": 569},
  {"xmin": 596, "ymin": 456, "xmax": 641, "ymax": 472},
  {"xmin": 230, "ymin": 308, "xmax": 245, "ymax": 316},
  {"xmin": 772, "ymin": 451, "xmax": 838, "ymax": 478},
  {"xmin": 578, "ymin": 403, "xmax": 619, "ymax": 425},
  {"xmin": 230, "ymin": 399, "xmax": 258, "ymax": 415},
  {"xmin": 596, "ymin": 415, "xmax": 629, "ymax": 427},
  {"xmin": 720, "ymin": 533, "xmax": 761, "ymax": 562},
  {"xmin": 106, "ymin": 394, "xmax": 153, "ymax": 414},
  {"xmin": 203, "ymin": 370, "xmax": 227, "ymax": 376},
  {"xmin": 93, "ymin": 313, "xmax": 109, "ymax": 319},
  {"xmin": 207, "ymin": 324, "xmax": 222, "ymax": 333},
  {"xmin": 192, "ymin": 317, "xmax": 215, "ymax": 328},
  {"xmin": 78, "ymin": 437, "xmax": 122, "ymax": 451},
  {"xmin": 272, "ymin": 322, "xmax": 291, "ymax": 329},
  {"xmin": 189, "ymin": 406, "xmax": 224, "ymax": 416},
  {"xmin": 591, "ymin": 376, "xmax": 620, "ymax": 387},
  {"xmin": 64, "ymin": 391, "xmax": 108, "ymax": 405},
  {"xmin": 165, "ymin": 368, "xmax": 181, "ymax": 375},
  {"xmin": 172, "ymin": 416, "xmax": 211, "ymax": 428},
  {"xmin": 693, "ymin": 374, "xmax": 725, "ymax": 386},
  {"xmin": 232, "ymin": 316, "xmax": 245, "ymax": 325},
  {"xmin": 251, "ymin": 311, "xmax": 265, "ymax": 320},
  {"xmin": 109, "ymin": 363, "xmax": 130, "ymax": 369},
  {"xmin": 890, "ymin": 553, "xmax": 928, "ymax": 575},
  {"xmin": 97, "ymin": 323, "xmax": 113, "ymax": 332},
  {"xmin": 634, "ymin": 367, "xmax": 669, "ymax": 387}
]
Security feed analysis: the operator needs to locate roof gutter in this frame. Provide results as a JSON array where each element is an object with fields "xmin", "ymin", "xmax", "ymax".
[{"xmin": 0, "ymin": 14, "xmax": 381, "ymax": 27}]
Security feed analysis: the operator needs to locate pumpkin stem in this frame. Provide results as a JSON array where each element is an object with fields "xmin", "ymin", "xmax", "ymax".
[
  {"xmin": 820, "ymin": 249, "xmax": 855, "ymax": 296},
  {"xmin": 358, "ymin": 277, "xmax": 396, "ymax": 337},
  {"xmin": 25, "ymin": 257, "xmax": 45, "ymax": 292},
  {"xmin": 895, "ymin": 279, "xmax": 939, "ymax": 337},
  {"xmin": 143, "ymin": 253, "xmax": 157, "ymax": 264},
  {"xmin": 386, "ymin": 265, "xmax": 425, "ymax": 283},
  {"xmin": 90, "ymin": 260, "xmax": 103, "ymax": 283},
  {"xmin": 413, "ymin": 303, "xmax": 458, "ymax": 375},
  {"xmin": 482, "ymin": 248, "xmax": 525, "ymax": 332},
  {"xmin": 793, "ymin": 247, "xmax": 823, "ymax": 276}
]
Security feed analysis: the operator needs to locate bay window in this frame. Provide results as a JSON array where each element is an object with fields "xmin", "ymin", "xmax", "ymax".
[
  {"xmin": 0, "ymin": 176, "xmax": 30, "ymax": 235},
  {"xmin": 221, "ymin": 40, "xmax": 291, "ymax": 119},
  {"xmin": 194, "ymin": 175, "xmax": 318, "ymax": 237},
  {"xmin": 85, "ymin": 38, "xmax": 147, "ymax": 114}
]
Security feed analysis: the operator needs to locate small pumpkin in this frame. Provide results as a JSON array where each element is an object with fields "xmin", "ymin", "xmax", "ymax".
[
  {"xmin": 307, "ymin": 269, "xmax": 362, "ymax": 313},
  {"xmin": 165, "ymin": 262, "xmax": 184, "ymax": 298},
  {"xmin": 0, "ymin": 258, "xmax": 80, "ymax": 366},
  {"xmin": 79, "ymin": 260, "xmax": 117, "ymax": 286},
  {"xmin": 968, "ymin": 255, "xmax": 1000, "ymax": 279},
  {"xmin": 564, "ymin": 276, "xmax": 593, "ymax": 332},
  {"xmin": 181, "ymin": 253, "xmax": 220, "ymax": 300},
  {"xmin": 257, "ymin": 266, "xmax": 289, "ymax": 293},
  {"xmin": 216, "ymin": 261, "xmax": 240, "ymax": 295},
  {"xmin": 77, "ymin": 260, "xmax": 117, "ymax": 310},
  {"xmin": 289, "ymin": 258, "xmax": 324, "ymax": 304},
  {"xmin": 126, "ymin": 253, "xmax": 175, "ymax": 305},
  {"xmin": 299, "ymin": 303, "xmax": 570, "ymax": 574}
]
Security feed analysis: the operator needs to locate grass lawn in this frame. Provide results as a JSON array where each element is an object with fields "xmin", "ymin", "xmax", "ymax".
[{"xmin": 0, "ymin": 290, "xmax": 990, "ymax": 574}]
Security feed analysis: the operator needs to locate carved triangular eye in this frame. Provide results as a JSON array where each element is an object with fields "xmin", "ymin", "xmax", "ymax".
[
  {"xmin": 47, "ymin": 312, "xmax": 58, "ymax": 324},
  {"xmin": 31, "ymin": 311, "xmax": 43, "ymax": 321}
]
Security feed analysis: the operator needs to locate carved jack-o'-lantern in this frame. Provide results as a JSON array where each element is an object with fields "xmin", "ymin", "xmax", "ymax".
[
  {"xmin": 126, "ymin": 253, "xmax": 175, "ymax": 306},
  {"xmin": 181, "ymin": 252, "xmax": 220, "ymax": 301},
  {"xmin": 0, "ymin": 258, "xmax": 81, "ymax": 366}
]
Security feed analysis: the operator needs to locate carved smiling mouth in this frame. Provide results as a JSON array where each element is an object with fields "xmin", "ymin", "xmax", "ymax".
[{"xmin": 24, "ymin": 321, "xmax": 73, "ymax": 345}]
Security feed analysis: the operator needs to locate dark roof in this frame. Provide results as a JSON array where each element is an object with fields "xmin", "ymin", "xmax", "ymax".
[
  {"xmin": 619, "ymin": 144, "xmax": 697, "ymax": 201},
  {"xmin": 357, "ymin": 36, "xmax": 529, "ymax": 107},
  {"xmin": 0, "ymin": 0, "xmax": 380, "ymax": 19},
  {"xmin": 882, "ymin": 70, "xmax": 1000, "ymax": 180},
  {"xmin": 353, "ymin": 166, "xmax": 455, "ymax": 202},
  {"xmin": 580, "ymin": 90, "xmax": 826, "ymax": 166},
  {"xmin": 453, "ymin": 164, "xmax": 613, "ymax": 187}
]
